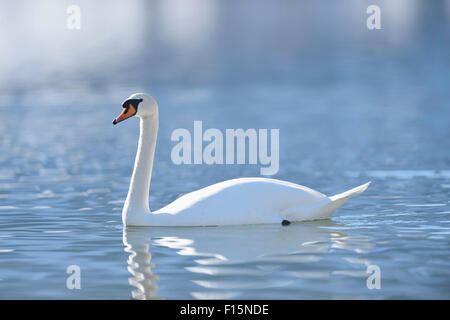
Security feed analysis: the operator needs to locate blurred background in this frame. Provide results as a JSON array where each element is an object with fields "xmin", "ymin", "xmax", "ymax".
[
  {"xmin": 1, "ymin": 0, "xmax": 449, "ymax": 173},
  {"xmin": 1, "ymin": 0, "xmax": 449, "ymax": 105},
  {"xmin": 0, "ymin": 0, "xmax": 449, "ymax": 299}
]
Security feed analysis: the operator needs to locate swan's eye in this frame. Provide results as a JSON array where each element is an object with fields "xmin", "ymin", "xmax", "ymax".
[
  {"xmin": 113, "ymin": 100, "xmax": 140, "ymax": 125},
  {"xmin": 121, "ymin": 99, "xmax": 143, "ymax": 111},
  {"xmin": 123, "ymin": 104, "xmax": 131, "ymax": 114}
]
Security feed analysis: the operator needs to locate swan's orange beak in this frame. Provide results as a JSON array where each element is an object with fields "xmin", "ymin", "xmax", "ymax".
[{"xmin": 113, "ymin": 103, "xmax": 137, "ymax": 125}]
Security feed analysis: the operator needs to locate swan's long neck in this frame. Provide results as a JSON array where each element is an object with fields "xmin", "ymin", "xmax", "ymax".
[{"xmin": 122, "ymin": 113, "xmax": 158, "ymax": 224}]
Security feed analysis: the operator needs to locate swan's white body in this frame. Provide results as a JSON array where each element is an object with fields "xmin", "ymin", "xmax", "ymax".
[{"xmin": 117, "ymin": 93, "xmax": 370, "ymax": 227}]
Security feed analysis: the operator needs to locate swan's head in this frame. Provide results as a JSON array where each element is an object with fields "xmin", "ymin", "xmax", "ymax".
[{"xmin": 113, "ymin": 93, "xmax": 158, "ymax": 125}]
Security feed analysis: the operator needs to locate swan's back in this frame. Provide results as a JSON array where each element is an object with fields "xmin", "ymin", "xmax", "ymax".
[{"xmin": 154, "ymin": 178, "xmax": 327, "ymax": 225}]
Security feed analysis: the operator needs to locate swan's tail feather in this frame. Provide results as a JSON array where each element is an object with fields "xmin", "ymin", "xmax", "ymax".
[
  {"xmin": 329, "ymin": 181, "xmax": 371, "ymax": 202},
  {"xmin": 323, "ymin": 181, "xmax": 371, "ymax": 217},
  {"xmin": 281, "ymin": 182, "xmax": 371, "ymax": 222}
]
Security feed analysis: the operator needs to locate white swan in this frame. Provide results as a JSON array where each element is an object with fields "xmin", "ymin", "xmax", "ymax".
[{"xmin": 113, "ymin": 93, "xmax": 370, "ymax": 227}]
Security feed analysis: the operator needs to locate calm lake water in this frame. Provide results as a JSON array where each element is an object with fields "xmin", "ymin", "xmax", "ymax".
[
  {"xmin": 1, "ymin": 83, "xmax": 449, "ymax": 299},
  {"xmin": 0, "ymin": 1, "xmax": 450, "ymax": 299}
]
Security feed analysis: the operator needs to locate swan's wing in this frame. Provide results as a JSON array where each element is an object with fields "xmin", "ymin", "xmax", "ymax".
[{"xmin": 155, "ymin": 177, "xmax": 326, "ymax": 221}]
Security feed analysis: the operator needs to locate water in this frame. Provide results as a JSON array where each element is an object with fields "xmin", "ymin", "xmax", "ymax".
[
  {"xmin": 1, "ymin": 1, "xmax": 450, "ymax": 299},
  {"xmin": 1, "ymin": 86, "xmax": 449, "ymax": 299}
]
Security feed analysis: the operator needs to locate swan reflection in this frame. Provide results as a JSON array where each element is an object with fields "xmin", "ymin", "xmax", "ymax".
[
  {"xmin": 122, "ymin": 229, "xmax": 159, "ymax": 300},
  {"xmin": 122, "ymin": 221, "xmax": 373, "ymax": 299}
]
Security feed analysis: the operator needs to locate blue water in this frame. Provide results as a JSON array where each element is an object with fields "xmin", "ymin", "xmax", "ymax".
[{"xmin": 0, "ymin": 1, "xmax": 450, "ymax": 299}]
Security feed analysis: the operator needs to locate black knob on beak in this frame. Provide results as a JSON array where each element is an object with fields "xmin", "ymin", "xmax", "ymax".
[{"xmin": 112, "ymin": 119, "xmax": 118, "ymax": 125}]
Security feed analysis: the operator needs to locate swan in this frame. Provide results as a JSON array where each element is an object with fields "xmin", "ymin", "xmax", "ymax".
[{"xmin": 113, "ymin": 93, "xmax": 370, "ymax": 227}]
